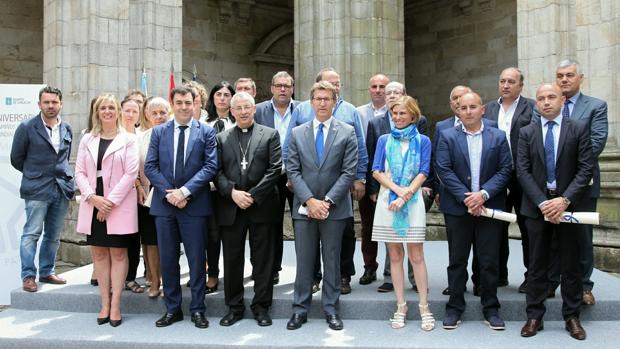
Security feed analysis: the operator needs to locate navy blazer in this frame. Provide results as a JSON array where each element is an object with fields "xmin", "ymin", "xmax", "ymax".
[
  {"xmin": 483, "ymin": 96, "xmax": 535, "ymax": 165},
  {"xmin": 516, "ymin": 118, "xmax": 593, "ymax": 218},
  {"xmin": 10, "ymin": 114, "xmax": 75, "ymax": 200},
  {"xmin": 434, "ymin": 121, "xmax": 512, "ymax": 216},
  {"xmin": 144, "ymin": 118, "xmax": 218, "ymax": 217},
  {"xmin": 254, "ymin": 98, "xmax": 300, "ymax": 129},
  {"xmin": 365, "ymin": 110, "xmax": 428, "ymax": 194}
]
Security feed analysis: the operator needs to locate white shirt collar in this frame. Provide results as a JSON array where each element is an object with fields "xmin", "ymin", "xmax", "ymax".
[
  {"xmin": 461, "ymin": 120, "xmax": 484, "ymax": 136},
  {"xmin": 496, "ymin": 95, "xmax": 521, "ymax": 109},
  {"xmin": 541, "ymin": 114, "xmax": 563, "ymax": 127},
  {"xmin": 41, "ymin": 114, "xmax": 61, "ymax": 130},
  {"xmin": 313, "ymin": 117, "xmax": 333, "ymax": 130}
]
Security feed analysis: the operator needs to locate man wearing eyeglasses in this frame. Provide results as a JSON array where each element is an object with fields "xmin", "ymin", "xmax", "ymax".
[
  {"xmin": 255, "ymin": 71, "xmax": 300, "ymax": 285},
  {"xmin": 282, "ymin": 67, "xmax": 369, "ymax": 296}
]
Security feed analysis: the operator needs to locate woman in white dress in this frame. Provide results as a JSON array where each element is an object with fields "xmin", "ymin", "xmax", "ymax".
[{"xmin": 371, "ymin": 95, "xmax": 434, "ymax": 330}]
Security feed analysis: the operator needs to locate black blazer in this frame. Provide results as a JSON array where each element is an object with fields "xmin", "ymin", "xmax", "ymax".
[
  {"xmin": 516, "ymin": 118, "xmax": 594, "ymax": 219},
  {"xmin": 365, "ymin": 111, "xmax": 428, "ymax": 194},
  {"xmin": 254, "ymin": 99, "xmax": 300, "ymax": 129},
  {"xmin": 483, "ymin": 96, "xmax": 535, "ymax": 164},
  {"xmin": 215, "ymin": 123, "xmax": 282, "ymax": 225}
]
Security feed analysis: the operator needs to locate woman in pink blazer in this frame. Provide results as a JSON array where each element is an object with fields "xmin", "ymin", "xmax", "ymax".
[{"xmin": 75, "ymin": 93, "xmax": 139, "ymax": 327}]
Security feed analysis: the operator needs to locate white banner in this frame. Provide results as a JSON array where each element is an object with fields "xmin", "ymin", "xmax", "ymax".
[{"xmin": 0, "ymin": 84, "xmax": 45, "ymax": 305}]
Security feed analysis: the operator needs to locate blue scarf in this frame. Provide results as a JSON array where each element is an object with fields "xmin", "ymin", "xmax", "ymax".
[{"xmin": 386, "ymin": 124, "xmax": 421, "ymax": 237}]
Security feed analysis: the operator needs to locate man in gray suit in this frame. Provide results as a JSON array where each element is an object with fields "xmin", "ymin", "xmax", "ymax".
[
  {"xmin": 286, "ymin": 81, "xmax": 358, "ymax": 331},
  {"xmin": 548, "ymin": 59, "xmax": 608, "ymax": 305}
]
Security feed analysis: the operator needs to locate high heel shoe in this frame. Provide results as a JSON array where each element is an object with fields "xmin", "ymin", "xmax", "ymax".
[
  {"xmin": 205, "ymin": 282, "xmax": 218, "ymax": 294},
  {"xmin": 148, "ymin": 288, "xmax": 161, "ymax": 299},
  {"xmin": 97, "ymin": 316, "xmax": 109, "ymax": 325},
  {"xmin": 419, "ymin": 303, "xmax": 435, "ymax": 331},
  {"xmin": 390, "ymin": 302, "xmax": 408, "ymax": 329},
  {"xmin": 110, "ymin": 318, "xmax": 122, "ymax": 327}
]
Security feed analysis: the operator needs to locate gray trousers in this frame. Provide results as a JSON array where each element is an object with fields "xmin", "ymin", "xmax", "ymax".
[{"xmin": 292, "ymin": 218, "xmax": 346, "ymax": 316}]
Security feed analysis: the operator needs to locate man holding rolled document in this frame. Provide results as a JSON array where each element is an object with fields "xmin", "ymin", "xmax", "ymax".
[
  {"xmin": 435, "ymin": 92, "xmax": 512, "ymax": 330},
  {"xmin": 516, "ymin": 83, "xmax": 593, "ymax": 340}
]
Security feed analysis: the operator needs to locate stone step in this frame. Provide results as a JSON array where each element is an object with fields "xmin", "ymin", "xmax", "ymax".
[
  {"xmin": 0, "ymin": 309, "xmax": 614, "ymax": 349},
  {"xmin": 11, "ymin": 241, "xmax": 620, "ymax": 321}
]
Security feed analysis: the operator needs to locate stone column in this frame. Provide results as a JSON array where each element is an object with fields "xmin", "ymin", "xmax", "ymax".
[
  {"xmin": 43, "ymin": 0, "xmax": 182, "ymax": 265},
  {"xmin": 517, "ymin": 0, "xmax": 620, "ymax": 271},
  {"xmin": 294, "ymin": 0, "xmax": 404, "ymax": 106}
]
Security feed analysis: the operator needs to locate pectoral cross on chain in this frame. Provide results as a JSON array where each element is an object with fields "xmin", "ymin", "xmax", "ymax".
[{"xmin": 241, "ymin": 156, "xmax": 248, "ymax": 171}]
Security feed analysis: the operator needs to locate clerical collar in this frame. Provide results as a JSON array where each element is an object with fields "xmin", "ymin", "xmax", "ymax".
[{"xmin": 236, "ymin": 123, "xmax": 254, "ymax": 133}]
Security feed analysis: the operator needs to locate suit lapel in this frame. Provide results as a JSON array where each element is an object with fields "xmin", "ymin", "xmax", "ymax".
[
  {"xmin": 184, "ymin": 119, "xmax": 199, "ymax": 161},
  {"xmin": 102, "ymin": 132, "xmax": 125, "ymax": 161},
  {"xmin": 266, "ymin": 105, "xmax": 275, "ymax": 128},
  {"xmin": 304, "ymin": 122, "xmax": 319, "ymax": 167},
  {"xmin": 570, "ymin": 94, "xmax": 587, "ymax": 120},
  {"xmin": 533, "ymin": 121, "xmax": 545, "ymax": 165},
  {"xmin": 381, "ymin": 112, "xmax": 391, "ymax": 134},
  {"xmin": 86, "ymin": 133, "xmax": 99, "ymax": 164},
  {"xmin": 480, "ymin": 127, "xmax": 492, "ymax": 174},
  {"xmin": 34, "ymin": 116, "xmax": 54, "ymax": 150},
  {"xmin": 319, "ymin": 121, "xmax": 338, "ymax": 168},
  {"xmin": 247, "ymin": 124, "xmax": 264, "ymax": 169},
  {"xmin": 229, "ymin": 127, "xmax": 241, "ymax": 166},
  {"xmin": 510, "ymin": 98, "xmax": 527, "ymax": 129},
  {"xmin": 164, "ymin": 120, "xmax": 175, "ymax": 168},
  {"xmin": 456, "ymin": 131, "xmax": 471, "ymax": 172}
]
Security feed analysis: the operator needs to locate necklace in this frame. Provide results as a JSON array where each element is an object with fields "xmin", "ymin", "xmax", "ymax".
[{"xmin": 238, "ymin": 137, "xmax": 251, "ymax": 171}]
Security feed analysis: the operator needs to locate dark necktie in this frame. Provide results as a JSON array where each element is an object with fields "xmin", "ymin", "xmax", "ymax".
[
  {"xmin": 175, "ymin": 125, "xmax": 188, "ymax": 187},
  {"xmin": 562, "ymin": 100, "xmax": 571, "ymax": 119},
  {"xmin": 544, "ymin": 120, "xmax": 556, "ymax": 185},
  {"xmin": 315, "ymin": 123, "xmax": 324, "ymax": 164}
]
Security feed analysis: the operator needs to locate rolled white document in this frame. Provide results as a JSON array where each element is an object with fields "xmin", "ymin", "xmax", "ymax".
[
  {"xmin": 144, "ymin": 187, "xmax": 154, "ymax": 208},
  {"xmin": 544, "ymin": 212, "xmax": 599, "ymax": 225},
  {"xmin": 472, "ymin": 208, "xmax": 517, "ymax": 223}
]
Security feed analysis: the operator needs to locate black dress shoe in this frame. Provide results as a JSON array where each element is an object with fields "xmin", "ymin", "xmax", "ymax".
[
  {"xmin": 254, "ymin": 311, "xmax": 272, "ymax": 327},
  {"xmin": 219, "ymin": 311, "xmax": 243, "ymax": 326},
  {"xmin": 156, "ymin": 311, "xmax": 183, "ymax": 327},
  {"xmin": 377, "ymin": 282, "xmax": 394, "ymax": 293},
  {"xmin": 286, "ymin": 313, "xmax": 307, "ymax": 330},
  {"xmin": 191, "ymin": 312, "xmax": 209, "ymax": 329},
  {"xmin": 340, "ymin": 277, "xmax": 352, "ymax": 295},
  {"xmin": 110, "ymin": 318, "xmax": 122, "ymax": 327},
  {"xmin": 442, "ymin": 287, "xmax": 451, "ymax": 295},
  {"xmin": 97, "ymin": 316, "xmax": 109, "ymax": 325},
  {"xmin": 518, "ymin": 280, "xmax": 527, "ymax": 293},
  {"xmin": 325, "ymin": 314, "xmax": 343, "ymax": 330},
  {"xmin": 359, "ymin": 269, "xmax": 377, "ymax": 285}
]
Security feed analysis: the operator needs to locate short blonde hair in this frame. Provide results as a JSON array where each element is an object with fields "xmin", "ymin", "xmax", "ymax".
[
  {"xmin": 310, "ymin": 81, "xmax": 337, "ymax": 100},
  {"xmin": 91, "ymin": 94, "xmax": 121, "ymax": 135},
  {"xmin": 141, "ymin": 96, "xmax": 171, "ymax": 130},
  {"xmin": 390, "ymin": 95, "xmax": 421, "ymax": 124}
]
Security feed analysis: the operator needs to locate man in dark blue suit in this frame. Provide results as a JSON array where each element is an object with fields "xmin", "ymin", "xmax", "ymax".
[
  {"xmin": 365, "ymin": 81, "xmax": 428, "ymax": 292},
  {"xmin": 483, "ymin": 67, "xmax": 536, "ymax": 293},
  {"xmin": 435, "ymin": 92, "xmax": 512, "ymax": 330},
  {"xmin": 548, "ymin": 59, "xmax": 608, "ymax": 305},
  {"xmin": 11, "ymin": 86, "xmax": 74, "ymax": 292},
  {"xmin": 254, "ymin": 71, "xmax": 299, "ymax": 285},
  {"xmin": 145, "ymin": 86, "xmax": 218, "ymax": 329}
]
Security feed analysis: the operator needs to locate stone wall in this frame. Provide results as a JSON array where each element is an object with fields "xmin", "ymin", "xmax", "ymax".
[
  {"xmin": 405, "ymin": 0, "xmax": 518, "ymax": 126},
  {"xmin": 183, "ymin": 0, "xmax": 294, "ymax": 102},
  {"xmin": 0, "ymin": 0, "xmax": 43, "ymax": 84}
]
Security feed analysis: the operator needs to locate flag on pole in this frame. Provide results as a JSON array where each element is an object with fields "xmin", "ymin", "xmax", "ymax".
[
  {"xmin": 169, "ymin": 63, "xmax": 175, "ymax": 102},
  {"xmin": 192, "ymin": 64, "xmax": 197, "ymax": 81},
  {"xmin": 140, "ymin": 67, "xmax": 148, "ymax": 97}
]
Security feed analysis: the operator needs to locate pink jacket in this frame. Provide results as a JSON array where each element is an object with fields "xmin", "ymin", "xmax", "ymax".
[{"xmin": 75, "ymin": 131, "xmax": 139, "ymax": 235}]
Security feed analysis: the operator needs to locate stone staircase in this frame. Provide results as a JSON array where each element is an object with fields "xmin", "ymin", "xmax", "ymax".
[{"xmin": 1, "ymin": 240, "xmax": 618, "ymax": 348}]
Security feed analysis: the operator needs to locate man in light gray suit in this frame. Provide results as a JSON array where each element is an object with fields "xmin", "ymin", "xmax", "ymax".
[{"xmin": 286, "ymin": 81, "xmax": 358, "ymax": 331}]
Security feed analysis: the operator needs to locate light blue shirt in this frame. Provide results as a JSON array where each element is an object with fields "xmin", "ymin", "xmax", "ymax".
[
  {"xmin": 283, "ymin": 97, "xmax": 369, "ymax": 180},
  {"xmin": 541, "ymin": 114, "xmax": 563, "ymax": 189},
  {"xmin": 462, "ymin": 123, "xmax": 484, "ymax": 192},
  {"xmin": 560, "ymin": 92, "xmax": 580, "ymax": 117},
  {"xmin": 271, "ymin": 98, "xmax": 293, "ymax": 147}
]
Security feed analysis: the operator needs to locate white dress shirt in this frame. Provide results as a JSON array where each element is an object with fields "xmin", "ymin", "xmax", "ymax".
[{"xmin": 313, "ymin": 117, "xmax": 333, "ymax": 146}]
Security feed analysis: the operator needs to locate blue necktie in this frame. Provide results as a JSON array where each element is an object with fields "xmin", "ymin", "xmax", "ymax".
[
  {"xmin": 315, "ymin": 123, "xmax": 324, "ymax": 164},
  {"xmin": 544, "ymin": 121, "xmax": 556, "ymax": 185},
  {"xmin": 562, "ymin": 100, "xmax": 571, "ymax": 119},
  {"xmin": 175, "ymin": 125, "xmax": 188, "ymax": 187}
]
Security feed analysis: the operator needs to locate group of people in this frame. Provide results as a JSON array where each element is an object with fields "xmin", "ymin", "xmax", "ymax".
[{"xmin": 10, "ymin": 58, "xmax": 606, "ymax": 340}]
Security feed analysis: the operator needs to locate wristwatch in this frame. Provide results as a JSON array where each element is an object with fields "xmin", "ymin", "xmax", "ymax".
[
  {"xmin": 562, "ymin": 196, "xmax": 571, "ymax": 206},
  {"xmin": 481, "ymin": 191, "xmax": 489, "ymax": 201}
]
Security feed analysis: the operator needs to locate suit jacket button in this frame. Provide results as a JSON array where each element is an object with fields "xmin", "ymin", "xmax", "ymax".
[{"xmin": 467, "ymin": 176, "xmax": 471, "ymax": 180}]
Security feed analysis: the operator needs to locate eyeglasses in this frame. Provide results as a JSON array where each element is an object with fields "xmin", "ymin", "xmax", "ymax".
[
  {"xmin": 312, "ymin": 97, "xmax": 334, "ymax": 103},
  {"xmin": 273, "ymin": 84, "xmax": 292, "ymax": 89},
  {"xmin": 232, "ymin": 105, "xmax": 254, "ymax": 112}
]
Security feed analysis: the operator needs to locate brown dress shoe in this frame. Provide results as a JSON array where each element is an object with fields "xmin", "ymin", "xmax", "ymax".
[
  {"xmin": 39, "ymin": 274, "xmax": 67, "ymax": 285},
  {"xmin": 23, "ymin": 276, "xmax": 38, "ymax": 292},
  {"xmin": 582, "ymin": 291, "xmax": 595, "ymax": 305},
  {"xmin": 520, "ymin": 319, "xmax": 544, "ymax": 337},
  {"xmin": 565, "ymin": 317, "xmax": 586, "ymax": 340}
]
